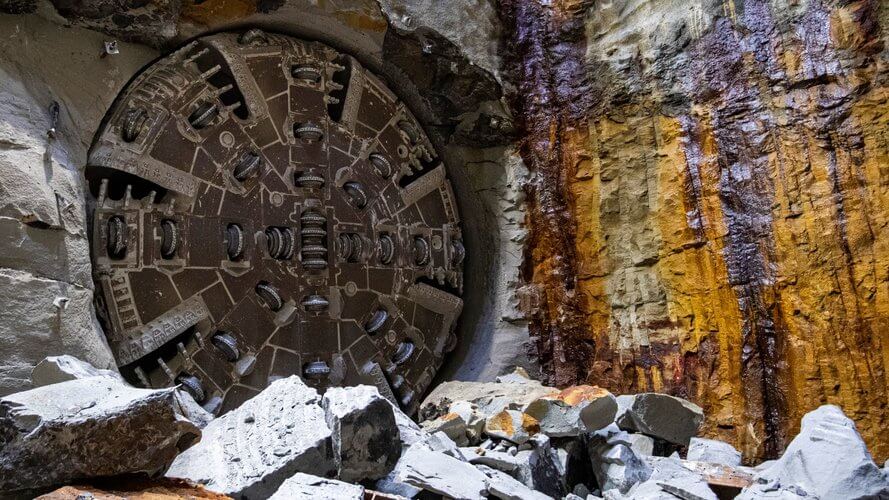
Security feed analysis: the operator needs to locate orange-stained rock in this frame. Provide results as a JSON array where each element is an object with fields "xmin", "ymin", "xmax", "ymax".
[
  {"xmin": 484, "ymin": 409, "xmax": 540, "ymax": 444},
  {"xmin": 525, "ymin": 385, "xmax": 618, "ymax": 436},
  {"xmin": 557, "ymin": 385, "xmax": 613, "ymax": 406},
  {"xmin": 37, "ymin": 478, "xmax": 230, "ymax": 499},
  {"xmin": 500, "ymin": 0, "xmax": 889, "ymax": 462}
]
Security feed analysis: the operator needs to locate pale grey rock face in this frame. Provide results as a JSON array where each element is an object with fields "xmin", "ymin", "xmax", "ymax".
[
  {"xmin": 737, "ymin": 405, "xmax": 889, "ymax": 500},
  {"xmin": 587, "ymin": 427, "xmax": 653, "ymax": 494},
  {"xmin": 268, "ymin": 472, "xmax": 364, "ymax": 500},
  {"xmin": 377, "ymin": 0, "xmax": 502, "ymax": 79},
  {"xmin": 30, "ymin": 354, "xmax": 122, "ymax": 386},
  {"xmin": 476, "ymin": 464, "xmax": 552, "ymax": 500},
  {"xmin": 0, "ymin": 13, "xmax": 155, "ymax": 396},
  {"xmin": 687, "ymin": 437, "xmax": 741, "ymax": 466},
  {"xmin": 0, "ymin": 376, "xmax": 199, "ymax": 494},
  {"xmin": 166, "ymin": 376, "xmax": 334, "ymax": 499},
  {"xmin": 615, "ymin": 393, "xmax": 703, "ymax": 446},
  {"xmin": 322, "ymin": 385, "xmax": 401, "ymax": 482},
  {"xmin": 395, "ymin": 445, "xmax": 489, "ymax": 499}
]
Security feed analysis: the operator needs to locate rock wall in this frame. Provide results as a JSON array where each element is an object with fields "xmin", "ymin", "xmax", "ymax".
[
  {"xmin": 0, "ymin": 8, "xmax": 157, "ymax": 394},
  {"xmin": 500, "ymin": 0, "xmax": 889, "ymax": 462}
]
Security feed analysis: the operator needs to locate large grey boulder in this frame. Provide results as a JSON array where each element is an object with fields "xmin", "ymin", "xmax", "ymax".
[
  {"xmin": 687, "ymin": 437, "xmax": 742, "ymax": 466},
  {"xmin": 523, "ymin": 385, "xmax": 617, "ymax": 437},
  {"xmin": 737, "ymin": 405, "xmax": 889, "ymax": 500},
  {"xmin": 615, "ymin": 393, "xmax": 703, "ymax": 446},
  {"xmin": 395, "ymin": 445, "xmax": 489, "ymax": 499},
  {"xmin": 268, "ymin": 472, "xmax": 364, "ymax": 500},
  {"xmin": 587, "ymin": 425, "xmax": 653, "ymax": 494},
  {"xmin": 166, "ymin": 376, "xmax": 334, "ymax": 499},
  {"xmin": 631, "ymin": 457, "xmax": 716, "ymax": 500},
  {"xmin": 29, "ymin": 355, "xmax": 213, "ymax": 429},
  {"xmin": 322, "ymin": 385, "xmax": 401, "ymax": 482},
  {"xmin": 0, "ymin": 376, "xmax": 199, "ymax": 494}
]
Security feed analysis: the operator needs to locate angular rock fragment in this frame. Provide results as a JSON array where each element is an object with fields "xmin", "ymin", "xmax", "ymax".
[
  {"xmin": 166, "ymin": 376, "xmax": 334, "ymax": 499},
  {"xmin": 512, "ymin": 434, "xmax": 565, "ymax": 498},
  {"xmin": 615, "ymin": 393, "xmax": 703, "ymax": 446},
  {"xmin": 173, "ymin": 389, "xmax": 215, "ymax": 429},
  {"xmin": 395, "ymin": 445, "xmax": 489, "ymax": 499},
  {"xmin": 0, "ymin": 377, "xmax": 199, "ymax": 494},
  {"xmin": 737, "ymin": 405, "xmax": 889, "ymax": 500},
  {"xmin": 626, "ymin": 433, "xmax": 655, "ymax": 457},
  {"xmin": 463, "ymin": 447, "xmax": 527, "ymax": 472},
  {"xmin": 687, "ymin": 437, "xmax": 741, "ymax": 466},
  {"xmin": 485, "ymin": 409, "xmax": 540, "ymax": 444},
  {"xmin": 387, "ymin": 399, "xmax": 428, "ymax": 449},
  {"xmin": 476, "ymin": 464, "xmax": 552, "ymax": 500},
  {"xmin": 523, "ymin": 385, "xmax": 617, "ymax": 437},
  {"xmin": 421, "ymin": 412, "xmax": 470, "ymax": 445},
  {"xmin": 268, "ymin": 472, "xmax": 364, "ymax": 500},
  {"xmin": 322, "ymin": 385, "xmax": 401, "ymax": 482},
  {"xmin": 450, "ymin": 400, "xmax": 487, "ymax": 442},
  {"xmin": 587, "ymin": 426, "xmax": 652, "ymax": 494},
  {"xmin": 30, "ymin": 354, "xmax": 123, "ymax": 386}
]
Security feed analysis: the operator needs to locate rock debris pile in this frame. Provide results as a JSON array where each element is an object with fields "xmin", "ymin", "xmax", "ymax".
[{"xmin": 1, "ymin": 360, "xmax": 886, "ymax": 499}]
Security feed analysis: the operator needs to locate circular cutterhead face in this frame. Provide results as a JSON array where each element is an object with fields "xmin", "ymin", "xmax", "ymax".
[{"xmin": 86, "ymin": 30, "xmax": 465, "ymax": 416}]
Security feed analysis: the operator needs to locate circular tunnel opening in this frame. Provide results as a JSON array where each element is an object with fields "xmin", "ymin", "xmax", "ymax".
[{"xmin": 85, "ymin": 30, "xmax": 466, "ymax": 416}]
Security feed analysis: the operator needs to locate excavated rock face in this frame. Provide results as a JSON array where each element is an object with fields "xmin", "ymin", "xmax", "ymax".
[
  {"xmin": 499, "ymin": 0, "xmax": 889, "ymax": 462},
  {"xmin": 86, "ymin": 31, "xmax": 464, "ymax": 415}
]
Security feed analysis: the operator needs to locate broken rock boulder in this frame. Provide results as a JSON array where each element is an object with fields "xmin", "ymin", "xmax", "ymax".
[
  {"xmin": 737, "ymin": 405, "xmax": 889, "ymax": 500},
  {"xmin": 0, "ymin": 377, "xmax": 200, "ymax": 494},
  {"xmin": 421, "ymin": 411, "xmax": 470, "ymax": 445},
  {"xmin": 523, "ymin": 385, "xmax": 617, "ymax": 437},
  {"xmin": 166, "ymin": 376, "xmax": 334, "ymax": 499},
  {"xmin": 395, "ymin": 445, "xmax": 489, "ymax": 499},
  {"xmin": 687, "ymin": 437, "xmax": 741, "ymax": 466},
  {"xmin": 322, "ymin": 385, "xmax": 401, "ymax": 482},
  {"xmin": 587, "ymin": 426, "xmax": 653, "ymax": 494},
  {"xmin": 485, "ymin": 409, "xmax": 540, "ymax": 444},
  {"xmin": 615, "ymin": 393, "xmax": 703, "ymax": 446},
  {"xmin": 268, "ymin": 473, "xmax": 364, "ymax": 500}
]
